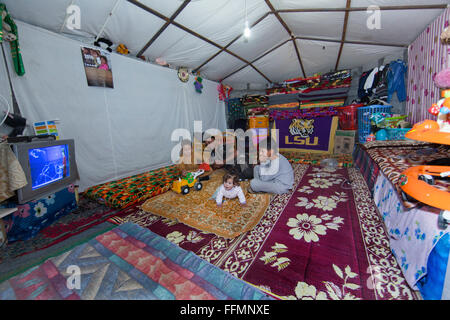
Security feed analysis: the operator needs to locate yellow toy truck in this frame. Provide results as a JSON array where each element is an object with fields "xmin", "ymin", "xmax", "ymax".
[{"xmin": 172, "ymin": 169, "xmax": 204, "ymax": 195}]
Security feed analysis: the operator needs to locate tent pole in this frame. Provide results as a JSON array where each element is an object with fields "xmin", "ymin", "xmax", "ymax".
[
  {"xmin": 335, "ymin": 0, "xmax": 351, "ymax": 71},
  {"xmin": 264, "ymin": 0, "xmax": 306, "ymax": 78},
  {"xmin": 137, "ymin": 0, "xmax": 191, "ymax": 57},
  {"xmin": 276, "ymin": 4, "xmax": 448, "ymax": 13},
  {"xmin": 95, "ymin": 0, "xmax": 121, "ymax": 42}
]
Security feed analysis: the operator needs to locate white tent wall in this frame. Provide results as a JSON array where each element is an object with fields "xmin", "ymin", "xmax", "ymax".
[
  {"xmin": 0, "ymin": 46, "xmax": 13, "ymax": 136},
  {"xmin": 2, "ymin": 21, "xmax": 227, "ymax": 192}
]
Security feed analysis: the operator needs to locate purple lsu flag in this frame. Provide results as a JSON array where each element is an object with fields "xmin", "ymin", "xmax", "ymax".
[{"xmin": 274, "ymin": 116, "xmax": 338, "ymax": 153}]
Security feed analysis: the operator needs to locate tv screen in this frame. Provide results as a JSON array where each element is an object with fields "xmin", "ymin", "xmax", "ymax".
[
  {"xmin": 29, "ymin": 144, "xmax": 70, "ymax": 190},
  {"xmin": 11, "ymin": 139, "xmax": 79, "ymax": 204}
]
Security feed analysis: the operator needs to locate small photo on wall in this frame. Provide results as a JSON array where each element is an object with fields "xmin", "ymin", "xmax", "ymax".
[{"xmin": 81, "ymin": 46, "xmax": 114, "ymax": 88}]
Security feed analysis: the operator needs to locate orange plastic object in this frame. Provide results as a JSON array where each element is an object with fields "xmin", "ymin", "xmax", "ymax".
[
  {"xmin": 249, "ymin": 116, "xmax": 269, "ymax": 129},
  {"xmin": 399, "ymin": 166, "xmax": 450, "ymax": 211},
  {"xmin": 405, "ymin": 120, "xmax": 450, "ymax": 145},
  {"xmin": 444, "ymin": 98, "xmax": 450, "ymax": 108}
]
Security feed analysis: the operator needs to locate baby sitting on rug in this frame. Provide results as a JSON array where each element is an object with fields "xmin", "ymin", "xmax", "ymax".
[{"xmin": 211, "ymin": 172, "xmax": 247, "ymax": 207}]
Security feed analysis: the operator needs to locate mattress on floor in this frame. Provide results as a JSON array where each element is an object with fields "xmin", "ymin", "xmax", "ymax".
[{"xmin": 83, "ymin": 165, "xmax": 181, "ymax": 208}]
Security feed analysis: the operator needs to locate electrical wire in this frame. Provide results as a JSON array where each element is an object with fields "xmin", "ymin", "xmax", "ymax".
[{"xmin": 0, "ymin": 94, "xmax": 11, "ymax": 127}]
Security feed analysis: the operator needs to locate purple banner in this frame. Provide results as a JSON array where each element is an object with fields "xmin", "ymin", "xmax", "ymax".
[{"xmin": 275, "ymin": 116, "xmax": 338, "ymax": 153}]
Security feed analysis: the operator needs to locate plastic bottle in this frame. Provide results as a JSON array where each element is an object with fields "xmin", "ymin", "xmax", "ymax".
[{"xmin": 320, "ymin": 158, "xmax": 339, "ymax": 169}]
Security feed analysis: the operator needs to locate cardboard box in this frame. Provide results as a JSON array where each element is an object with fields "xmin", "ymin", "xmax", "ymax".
[{"xmin": 334, "ymin": 130, "xmax": 356, "ymax": 154}]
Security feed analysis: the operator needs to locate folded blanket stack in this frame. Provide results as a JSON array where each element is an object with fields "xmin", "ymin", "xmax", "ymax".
[
  {"xmin": 266, "ymin": 70, "xmax": 351, "ymax": 113},
  {"xmin": 242, "ymin": 94, "xmax": 269, "ymax": 117},
  {"xmin": 270, "ymin": 106, "xmax": 338, "ymax": 120}
]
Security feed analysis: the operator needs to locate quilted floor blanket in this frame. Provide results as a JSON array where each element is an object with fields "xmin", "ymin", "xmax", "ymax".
[
  {"xmin": 0, "ymin": 223, "xmax": 272, "ymax": 300},
  {"xmin": 83, "ymin": 165, "xmax": 181, "ymax": 208}
]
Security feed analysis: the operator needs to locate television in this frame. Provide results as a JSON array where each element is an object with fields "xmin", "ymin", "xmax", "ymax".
[{"xmin": 11, "ymin": 139, "xmax": 80, "ymax": 204}]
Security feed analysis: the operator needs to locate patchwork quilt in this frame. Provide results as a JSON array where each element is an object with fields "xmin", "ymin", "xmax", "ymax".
[
  {"xmin": 0, "ymin": 222, "xmax": 273, "ymax": 300},
  {"xmin": 83, "ymin": 165, "xmax": 181, "ymax": 208}
]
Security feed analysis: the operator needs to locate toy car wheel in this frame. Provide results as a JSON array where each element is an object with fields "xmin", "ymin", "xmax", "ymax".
[
  {"xmin": 194, "ymin": 182, "xmax": 203, "ymax": 191},
  {"xmin": 418, "ymin": 174, "xmax": 434, "ymax": 185},
  {"xmin": 181, "ymin": 186, "xmax": 190, "ymax": 195}
]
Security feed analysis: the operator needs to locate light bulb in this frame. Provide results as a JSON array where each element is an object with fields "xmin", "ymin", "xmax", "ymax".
[{"xmin": 243, "ymin": 21, "xmax": 251, "ymax": 39}]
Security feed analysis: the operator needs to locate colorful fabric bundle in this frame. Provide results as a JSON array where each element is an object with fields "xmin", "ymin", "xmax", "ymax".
[
  {"xmin": 266, "ymin": 71, "xmax": 351, "ymax": 98},
  {"xmin": 83, "ymin": 165, "xmax": 181, "ymax": 208},
  {"xmin": 321, "ymin": 69, "xmax": 352, "ymax": 82},
  {"xmin": 268, "ymin": 92, "xmax": 299, "ymax": 105},
  {"xmin": 247, "ymin": 107, "xmax": 270, "ymax": 116},
  {"xmin": 299, "ymin": 98, "xmax": 346, "ymax": 109},
  {"xmin": 267, "ymin": 102, "xmax": 299, "ymax": 109},
  {"xmin": 242, "ymin": 94, "xmax": 268, "ymax": 105},
  {"xmin": 0, "ymin": 4, "xmax": 25, "ymax": 76},
  {"xmin": 270, "ymin": 107, "xmax": 338, "ymax": 120}
]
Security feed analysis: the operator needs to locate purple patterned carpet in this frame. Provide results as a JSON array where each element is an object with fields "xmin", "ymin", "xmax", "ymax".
[{"xmin": 111, "ymin": 164, "xmax": 419, "ymax": 300}]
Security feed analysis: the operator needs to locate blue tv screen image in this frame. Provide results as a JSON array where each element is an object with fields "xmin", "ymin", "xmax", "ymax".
[{"xmin": 28, "ymin": 144, "xmax": 70, "ymax": 190}]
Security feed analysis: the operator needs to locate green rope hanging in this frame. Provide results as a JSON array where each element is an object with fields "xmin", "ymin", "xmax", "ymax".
[{"xmin": 0, "ymin": 3, "xmax": 25, "ymax": 76}]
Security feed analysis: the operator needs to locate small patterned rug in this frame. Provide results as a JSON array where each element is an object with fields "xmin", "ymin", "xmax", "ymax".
[
  {"xmin": 0, "ymin": 196, "xmax": 131, "ymax": 262},
  {"xmin": 140, "ymin": 169, "xmax": 270, "ymax": 239}
]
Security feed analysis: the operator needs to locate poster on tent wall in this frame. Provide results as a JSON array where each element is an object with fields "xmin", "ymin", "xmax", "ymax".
[
  {"xmin": 80, "ymin": 46, "xmax": 114, "ymax": 88},
  {"xmin": 273, "ymin": 116, "xmax": 338, "ymax": 154}
]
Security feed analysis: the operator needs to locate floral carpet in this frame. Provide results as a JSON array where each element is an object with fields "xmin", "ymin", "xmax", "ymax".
[{"xmin": 110, "ymin": 164, "xmax": 419, "ymax": 300}]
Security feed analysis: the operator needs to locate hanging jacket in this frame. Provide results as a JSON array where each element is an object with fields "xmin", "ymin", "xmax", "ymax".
[
  {"xmin": 387, "ymin": 60, "xmax": 407, "ymax": 103},
  {"xmin": 358, "ymin": 70, "xmax": 370, "ymax": 99}
]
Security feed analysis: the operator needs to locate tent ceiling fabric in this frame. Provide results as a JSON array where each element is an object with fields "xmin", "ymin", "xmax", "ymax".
[
  {"xmin": 296, "ymin": 39, "xmax": 342, "ymax": 77},
  {"xmin": 1, "ymin": 0, "xmax": 448, "ymax": 86},
  {"xmin": 279, "ymin": 12, "xmax": 347, "ymax": 40}
]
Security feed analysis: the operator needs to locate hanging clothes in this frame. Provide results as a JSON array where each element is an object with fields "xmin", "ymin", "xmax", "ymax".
[
  {"xmin": 364, "ymin": 67, "xmax": 379, "ymax": 91},
  {"xmin": 358, "ymin": 70, "xmax": 371, "ymax": 99},
  {"xmin": 387, "ymin": 59, "xmax": 407, "ymax": 103},
  {"xmin": 372, "ymin": 64, "xmax": 389, "ymax": 101}
]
